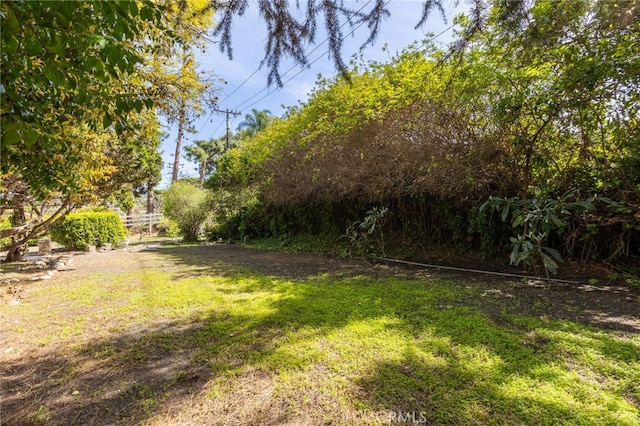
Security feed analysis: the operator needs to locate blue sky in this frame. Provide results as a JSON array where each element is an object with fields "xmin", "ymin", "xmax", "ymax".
[{"xmin": 159, "ymin": 0, "xmax": 466, "ymax": 187}]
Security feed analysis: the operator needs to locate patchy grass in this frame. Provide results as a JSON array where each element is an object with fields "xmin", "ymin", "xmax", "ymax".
[
  {"xmin": 1, "ymin": 247, "xmax": 638, "ymax": 425},
  {"xmin": 245, "ymin": 234, "xmax": 352, "ymax": 257}
]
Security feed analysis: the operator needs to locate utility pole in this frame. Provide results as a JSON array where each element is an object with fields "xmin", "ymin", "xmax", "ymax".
[{"xmin": 212, "ymin": 108, "xmax": 241, "ymax": 149}]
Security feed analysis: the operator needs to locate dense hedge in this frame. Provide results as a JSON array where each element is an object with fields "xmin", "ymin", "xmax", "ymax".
[{"xmin": 50, "ymin": 210, "xmax": 126, "ymax": 250}]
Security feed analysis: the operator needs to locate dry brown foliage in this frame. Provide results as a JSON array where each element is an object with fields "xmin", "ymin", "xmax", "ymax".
[{"xmin": 260, "ymin": 98, "xmax": 517, "ymax": 204}]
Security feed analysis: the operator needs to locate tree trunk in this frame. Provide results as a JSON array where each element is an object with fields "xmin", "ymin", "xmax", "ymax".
[
  {"xmin": 5, "ymin": 205, "xmax": 27, "ymax": 262},
  {"xmin": 172, "ymin": 99, "xmax": 186, "ymax": 183},
  {"xmin": 199, "ymin": 163, "xmax": 205, "ymax": 186},
  {"xmin": 172, "ymin": 46, "xmax": 190, "ymax": 184},
  {"xmin": 5, "ymin": 241, "xmax": 27, "ymax": 263},
  {"xmin": 146, "ymin": 182, "xmax": 155, "ymax": 214}
]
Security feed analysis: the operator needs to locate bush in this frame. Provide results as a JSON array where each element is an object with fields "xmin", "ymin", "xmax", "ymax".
[
  {"xmin": 0, "ymin": 214, "xmax": 11, "ymax": 247},
  {"xmin": 158, "ymin": 217, "xmax": 181, "ymax": 238},
  {"xmin": 162, "ymin": 181, "xmax": 209, "ymax": 242},
  {"xmin": 50, "ymin": 210, "xmax": 127, "ymax": 250}
]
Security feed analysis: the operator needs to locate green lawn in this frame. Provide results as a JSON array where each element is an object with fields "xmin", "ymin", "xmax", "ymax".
[{"xmin": 2, "ymin": 246, "xmax": 638, "ymax": 425}]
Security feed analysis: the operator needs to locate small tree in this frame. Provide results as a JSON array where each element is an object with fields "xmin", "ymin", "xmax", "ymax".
[
  {"xmin": 184, "ymin": 138, "xmax": 226, "ymax": 186},
  {"xmin": 162, "ymin": 181, "xmax": 209, "ymax": 242},
  {"xmin": 236, "ymin": 109, "xmax": 273, "ymax": 138}
]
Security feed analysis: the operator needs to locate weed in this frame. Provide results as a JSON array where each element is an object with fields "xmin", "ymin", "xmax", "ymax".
[{"xmin": 29, "ymin": 406, "xmax": 50, "ymax": 423}]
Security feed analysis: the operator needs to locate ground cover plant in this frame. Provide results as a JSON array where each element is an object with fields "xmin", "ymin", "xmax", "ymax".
[{"xmin": 2, "ymin": 244, "xmax": 638, "ymax": 425}]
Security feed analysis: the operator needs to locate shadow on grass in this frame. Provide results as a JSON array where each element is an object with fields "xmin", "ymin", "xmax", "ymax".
[
  {"xmin": 162, "ymin": 244, "xmax": 640, "ymax": 334},
  {"xmin": 2, "ymin": 244, "xmax": 639, "ymax": 425}
]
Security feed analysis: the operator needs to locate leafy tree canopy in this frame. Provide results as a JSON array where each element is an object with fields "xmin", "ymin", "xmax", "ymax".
[
  {"xmin": 185, "ymin": 137, "xmax": 226, "ymax": 185},
  {"xmin": 1, "ymin": 1, "xmax": 164, "ymax": 161},
  {"xmin": 237, "ymin": 109, "xmax": 274, "ymax": 138},
  {"xmin": 1, "ymin": 0, "xmax": 167, "ymax": 260}
]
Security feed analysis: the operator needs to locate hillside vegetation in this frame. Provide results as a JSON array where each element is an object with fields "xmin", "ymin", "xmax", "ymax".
[{"xmin": 206, "ymin": 1, "xmax": 640, "ymax": 275}]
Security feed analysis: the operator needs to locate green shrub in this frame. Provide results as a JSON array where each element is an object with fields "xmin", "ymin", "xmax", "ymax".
[
  {"xmin": 162, "ymin": 181, "xmax": 209, "ymax": 242},
  {"xmin": 50, "ymin": 210, "xmax": 127, "ymax": 250},
  {"xmin": 158, "ymin": 217, "xmax": 181, "ymax": 238},
  {"xmin": 0, "ymin": 215, "xmax": 11, "ymax": 247}
]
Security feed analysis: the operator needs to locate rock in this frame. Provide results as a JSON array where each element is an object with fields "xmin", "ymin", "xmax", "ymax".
[
  {"xmin": 85, "ymin": 245, "xmax": 97, "ymax": 253},
  {"xmin": 55, "ymin": 265, "xmax": 76, "ymax": 271},
  {"xmin": 38, "ymin": 237, "xmax": 52, "ymax": 255},
  {"xmin": 19, "ymin": 265, "xmax": 43, "ymax": 271}
]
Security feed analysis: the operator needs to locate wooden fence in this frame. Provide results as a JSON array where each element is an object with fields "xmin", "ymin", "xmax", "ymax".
[{"xmin": 120, "ymin": 213, "xmax": 164, "ymax": 231}]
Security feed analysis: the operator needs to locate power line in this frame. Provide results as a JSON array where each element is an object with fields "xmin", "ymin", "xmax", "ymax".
[
  {"xmin": 406, "ymin": 24, "xmax": 455, "ymax": 55},
  {"xmin": 194, "ymin": 2, "xmax": 453, "ymax": 145},
  {"xmin": 219, "ymin": 0, "xmax": 374, "ymax": 111},
  {"xmin": 230, "ymin": 0, "xmax": 377, "ymax": 112},
  {"xmin": 209, "ymin": 119, "xmax": 225, "ymax": 138},
  {"xmin": 191, "ymin": 1, "xmax": 360, "ymax": 143},
  {"xmin": 217, "ymin": 67, "xmax": 261, "ymax": 106},
  {"xmin": 240, "ymin": 22, "xmax": 454, "ymax": 112},
  {"xmin": 190, "ymin": 110, "xmax": 215, "ymax": 142},
  {"xmin": 189, "ymin": 0, "xmax": 381, "ymax": 146},
  {"xmin": 238, "ymin": 1, "xmax": 396, "ymax": 111},
  {"xmin": 212, "ymin": 107, "xmax": 241, "ymax": 148}
]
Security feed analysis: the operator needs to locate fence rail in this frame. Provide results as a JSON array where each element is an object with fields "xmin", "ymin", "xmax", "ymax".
[{"xmin": 120, "ymin": 213, "xmax": 164, "ymax": 229}]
